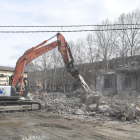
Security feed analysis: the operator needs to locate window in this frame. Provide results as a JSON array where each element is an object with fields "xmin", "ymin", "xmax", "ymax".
[{"xmin": 104, "ymin": 78, "xmax": 111, "ymax": 88}]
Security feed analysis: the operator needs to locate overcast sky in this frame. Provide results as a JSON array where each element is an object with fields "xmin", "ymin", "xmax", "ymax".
[{"xmin": 0, "ymin": 0, "xmax": 140, "ymax": 67}]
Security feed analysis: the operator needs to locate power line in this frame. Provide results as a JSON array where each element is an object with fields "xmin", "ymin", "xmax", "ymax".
[
  {"xmin": 0, "ymin": 24, "xmax": 140, "ymax": 28},
  {"xmin": 0, "ymin": 28, "xmax": 140, "ymax": 33}
]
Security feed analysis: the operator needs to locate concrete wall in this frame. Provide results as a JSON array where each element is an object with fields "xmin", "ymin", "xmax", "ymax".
[
  {"xmin": 131, "ymin": 75, "xmax": 137, "ymax": 90},
  {"xmin": 97, "ymin": 72, "xmax": 140, "ymax": 95},
  {"xmin": 96, "ymin": 74, "xmax": 104, "ymax": 95},
  {"xmin": 116, "ymin": 73, "xmax": 125, "ymax": 92},
  {"xmin": 97, "ymin": 70, "xmax": 140, "ymax": 96},
  {"xmin": 96, "ymin": 73, "xmax": 116, "ymax": 96},
  {"xmin": 136, "ymin": 75, "xmax": 140, "ymax": 91},
  {"xmin": 116, "ymin": 73, "xmax": 140, "ymax": 92}
]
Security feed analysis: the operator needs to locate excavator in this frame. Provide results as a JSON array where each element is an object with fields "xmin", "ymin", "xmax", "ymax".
[{"xmin": 0, "ymin": 33, "xmax": 91, "ymax": 112}]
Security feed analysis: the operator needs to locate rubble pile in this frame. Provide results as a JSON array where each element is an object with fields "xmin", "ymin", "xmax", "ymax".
[
  {"xmin": 108, "ymin": 91, "xmax": 140, "ymax": 120},
  {"xmin": 32, "ymin": 89, "xmax": 101, "ymax": 116},
  {"xmin": 95, "ymin": 90, "xmax": 140, "ymax": 121},
  {"xmin": 31, "ymin": 89, "xmax": 140, "ymax": 121},
  {"xmin": 33, "ymin": 91, "xmax": 83, "ymax": 115}
]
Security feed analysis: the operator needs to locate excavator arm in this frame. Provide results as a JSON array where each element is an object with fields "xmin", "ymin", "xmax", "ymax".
[
  {"xmin": 11, "ymin": 33, "xmax": 90, "ymax": 95},
  {"xmin": 57, "ymin": 33, "xmax": 90, "ymax": 93}
]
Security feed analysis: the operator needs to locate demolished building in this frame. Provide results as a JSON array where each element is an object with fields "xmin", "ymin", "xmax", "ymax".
[
  {"xmin": 96, "ymin": 62, "xmax": 140, "ymax": 96},
  {"xmin": 29, "ymin": 61, "xmax": 140, "ymax": 121}
]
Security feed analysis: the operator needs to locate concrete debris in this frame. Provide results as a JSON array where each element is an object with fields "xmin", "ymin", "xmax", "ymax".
[
  {"xmin": 86, "ymin": 104, "xmax": 97, "ymax": 112},
  {"xmin": 121, "ymin": 117, "xmax": 126, "ymax": 121},
  {"xmin": 98, "ymin": 105, "xmax": 110, "ymax": 113},
  {"xmin": 88, "ymin": 112, "xmax": 97, "ymax": 116},
  {"xmin": 85, "ymin": 94, "xmax": 102, "ymax": 105},
  {"xmin": 74, "ymin": 109, "xmax": 84, "ymax": 115},
  {"xmin": 30, "ymin": 89, "xmax": 140, "ymax": 121}
]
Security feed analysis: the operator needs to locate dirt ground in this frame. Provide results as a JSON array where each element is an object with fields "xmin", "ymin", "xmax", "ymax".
[{"xmin": 0, "ymin": 111, "xmax": 140, "ymax": 140}]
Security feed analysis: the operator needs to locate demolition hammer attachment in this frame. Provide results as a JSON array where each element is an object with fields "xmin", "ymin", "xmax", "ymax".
[
  {"xmin": 57, "ymin": 32, "xmax": 91, "ymax": 94},
  {"xmin": 66, "ymin": 60, "xmax": 91, "ymax": 93}
]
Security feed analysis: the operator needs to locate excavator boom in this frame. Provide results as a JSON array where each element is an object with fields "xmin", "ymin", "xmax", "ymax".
[{"xmin": 11, "ymin": 33, "xmax": 90, "ymax": 95}]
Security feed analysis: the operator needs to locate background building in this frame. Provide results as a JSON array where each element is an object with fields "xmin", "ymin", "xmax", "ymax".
[{"xmin": 0, "ymin": 66, "xmax": 28, "ymax": 85}]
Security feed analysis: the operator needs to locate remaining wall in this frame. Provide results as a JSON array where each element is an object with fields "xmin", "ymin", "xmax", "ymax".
[
  {"xmin": 136, "ymin": 75, "xmax": 140, "ymax": 91},
  {"xmin": 97, "ymin": 71, "xmax": 140, "ymax": 96},
  {"xmin": 131, "ymin": 75, "xmax": 137, "ymax": 90},
  {"xmin": 96, "ymin": 72, "xmax": 117, "ymax": 96},
  {"xmin": 116, "ymin": 73, "xmax": 140, "ymax": 91},
  {"xmin": 116, "ymin": 73, "xmax": 125, "ymax": 92}
]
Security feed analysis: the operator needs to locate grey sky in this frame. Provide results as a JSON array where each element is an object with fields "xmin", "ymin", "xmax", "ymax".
[{"xmin": 0, "ymin": 0, "xmax": 140, "ymax": 67}]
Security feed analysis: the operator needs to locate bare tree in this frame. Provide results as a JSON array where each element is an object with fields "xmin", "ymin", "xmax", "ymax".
[
  {"xmin": 26, "ymin": 59, "xmax": 40, "ymax": 90},
  {"xmin": 115, "ymin": 10, "xmax": 140, "ymax": 61},
  {"xmin": 93, "ymin": 19, "xmax": 117, "ymax": 70},
  {"xmin": 83, "ymin": 33, "xmax": 101, "ymax": 90}
]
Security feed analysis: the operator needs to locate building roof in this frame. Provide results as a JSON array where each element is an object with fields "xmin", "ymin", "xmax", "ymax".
[
  {"xmin": 0, "ymin": 66, "xmax": 15, "ymax": 72},
  {"xmin": 114, "ymin": 62, "xmax": 140, "ymax": 73},
  {"xmin": 98, "ymin": 70, "xmax": 115, "ymax": 75},
  {"xmin": 0, "ymin": 66, "xmax": 28, "ymax": 73},
  {"xmin": 97, "ymin": 62, "xmax": 140, "ymax": 75}
]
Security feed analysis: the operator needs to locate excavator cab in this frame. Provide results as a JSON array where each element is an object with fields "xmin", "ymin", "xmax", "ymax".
[
  {"xmin": 0, "ymin": 75, "xmax": 29, "ymax": 100},
  {"xmin": 0, "ymin": 75, "xmax": 18, "ymax": 100},
  {"xmin": 11, "ymin": 75, "xmax": 29, "ymax": 98}
]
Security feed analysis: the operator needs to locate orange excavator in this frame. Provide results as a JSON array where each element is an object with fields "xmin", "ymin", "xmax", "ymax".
[{"xmin": 0, "ymin": 33, "xmax": 90, "ymax": 111}]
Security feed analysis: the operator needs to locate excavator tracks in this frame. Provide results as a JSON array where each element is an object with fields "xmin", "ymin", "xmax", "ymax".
[{"xmin": 0, "ymin": 101, "xmax": 41, "ymax": 112}]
